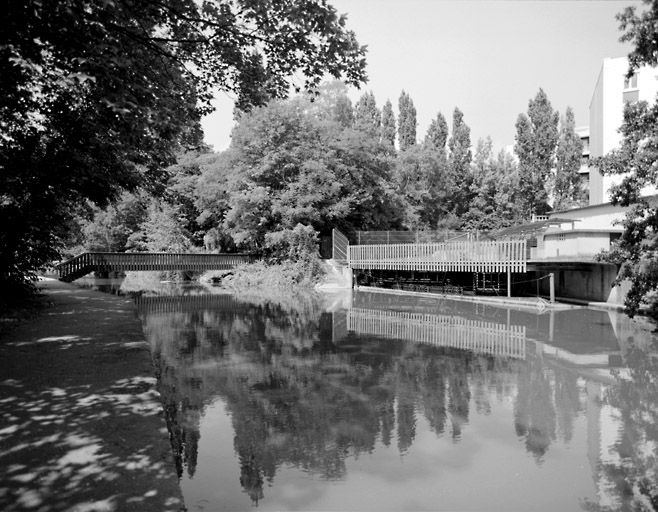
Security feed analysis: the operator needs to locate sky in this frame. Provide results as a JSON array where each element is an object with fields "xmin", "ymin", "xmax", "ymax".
[{"xmin": 200, "ymin": 0, "xmax": 640, "ymax": 153}]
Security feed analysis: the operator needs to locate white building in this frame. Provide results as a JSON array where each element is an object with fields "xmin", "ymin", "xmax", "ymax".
[{"xmin": 588, "ymin": 56, "xmax": 658, "ymax": 205}]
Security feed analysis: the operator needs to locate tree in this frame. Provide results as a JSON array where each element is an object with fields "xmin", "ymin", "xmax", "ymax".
[
  {"xmin": 398, "ymin": 91, "xmax": 417, "ymax": 151},
  {"xmin": 354, "ymin": 91, "xmax": 380, "ymax": 134},
  {"xmin": 554, "ymin": 107, "xmax": 586, "ymax": 211},
  {"xmin": 128, "ymin": 200, "xmax": 193, "ymax": 253},
  {"xmin": 393, "ymin": 145, "xmax": 450, "ymax": 229},
  {"xmin": 0, "ymin": 0, "xmax": 368, "ymax": 296},
  {"xmin": 380, "ymin": 99, "xmax": 397, "ymax": 149},
  {"xmin": 514, "ymin": 89, "xmax": 559, "ymax": 217},
  {"xmin": 306, "ymin": 81, "xmax": 354, "ymax": 128},
  {"xmin": 215, "ymin": 95, "xmax": 403, "ymax": 251},
  {"xmin": 593, "ymin": 0, "xmax": 658, "ymax": 323},
  {"xmin": 447, "ymin": 107, "xmax": 473, "ymax": 219},
  {"xmin": 424, "ymin": 112, "xmax": 449, "ymax": 152},
  {"xmin": 463, "ymin": 139, "xmax": 521, "ymax": 231}
]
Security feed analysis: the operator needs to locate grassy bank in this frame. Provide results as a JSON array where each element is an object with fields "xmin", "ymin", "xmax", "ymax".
[{"xmin": 202, "ymin": 257, "xmax": 324, "ymax": 291}]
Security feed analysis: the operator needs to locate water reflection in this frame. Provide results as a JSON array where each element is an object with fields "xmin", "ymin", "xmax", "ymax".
[{"xmin": 134, "ymin": 289, "xmax": 658, "ymax": 511}]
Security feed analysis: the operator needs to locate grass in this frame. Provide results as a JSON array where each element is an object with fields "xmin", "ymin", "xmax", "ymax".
[{"xmin": 202, "ymin": 257, "xmax": 324, "ymax": 291}]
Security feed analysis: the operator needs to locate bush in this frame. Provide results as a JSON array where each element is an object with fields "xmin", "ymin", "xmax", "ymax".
[
  {"xmin": 263, "ymin": 224, "xmax": 319, "ymax": 264},
  {"xmin": 220, "ymin": 258, "xmax": 323, "ymax": 291}
]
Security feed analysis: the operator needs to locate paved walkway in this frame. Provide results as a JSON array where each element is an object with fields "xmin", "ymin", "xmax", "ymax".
[{"xmin": 0, "ymin": 279, "xmax": 184, "ymax": 512}]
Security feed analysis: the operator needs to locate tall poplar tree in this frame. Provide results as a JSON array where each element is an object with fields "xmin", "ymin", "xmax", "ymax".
[
  {"xmin": 424, "ymin": 112, "xmax": 449, "ymax": 152},
  {"xmin": 381, "ymin": 99, "xmax": 397, "ymax": 148},
  {"xmin": 354, "ymin": 91, "xmax": 380, "ymax": 134},
  {"xmin": 447, "ymin": 107, "xmax": 473, "ymax": 218},
  {"xmin": 514, "ymin": 89, "xmax": 559, "ymax": 217},
  {"xmin": 398, "ymin": 91, "xmax": 417, "ymax": 151},
  {"xmin": 554, "ymin": 107, "xmax": 585, "ymax": 210}
]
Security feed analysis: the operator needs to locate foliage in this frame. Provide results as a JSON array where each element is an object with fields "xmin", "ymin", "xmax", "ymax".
[
  {"xmin": 203, "ymin": 93, "xmax": 404, "ymax": 252},
  {"xmin": 514, "ymin": 89, "xmax": 559, "ymax": 217},
  {"xmin": 263, "ymin": 224, "xmax": 319, "ymax": 264},
  {"xmin": 1, "ymin": 0, "xmax": 368, "ymax": 295},
  {"xmin": 595, "ymin": 101, "xmax": 658, "ymax": 321},
  {"xmin": 425, "ymin": 112, "xmax": 449, "ymax": 151},
  {"xmin": 594, "ymin": 2, "xmax": 658, "ymax": 323},
  {"xmin": 127, "ymin": 200, "xmax": 193, "ymax": 253},
  {"xmin": 463, "ymin": 139, "xmax": 521, "ymax": 231},
  {"xmin": 447, "ymin": 107, "xmax": 473, "ymax": 219},
  {"xmin": 380, "ymin": 99, "xmax": 397, "ymax": 149},
  {"xmin": 617, "ymin": 0, "xmax": 658, "ymax": 77},
  {"xmin": 398, "ymin": 90, "xmax": 417, "ymax": 151},
  {"xmin": 393, "ymin": 145, "xmax": 450, "ymax": 229},
  {"xmin": 221, "ymin": 259, "xmax": 324, "ymax": 290},
  {"xmin": 354, "ymin": 91, "xmax": 380, "ymax": 134},
  {"xmin": 79, "ymin": 192, "xmax": 148, "ymax": 252},
  {"xmin": 554, "ymin": 107, "xmax": 586, "ymax": 211}
]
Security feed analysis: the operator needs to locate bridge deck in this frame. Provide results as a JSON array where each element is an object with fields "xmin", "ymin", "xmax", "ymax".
[{"xmin": 56, "ymin": 252, "xmax": 253, "ymax": 282}]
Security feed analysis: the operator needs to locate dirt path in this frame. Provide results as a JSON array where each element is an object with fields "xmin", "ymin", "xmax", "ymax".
[{"xmin": 0, "ymin": 278, "xmax": 184, "ymax": 512}]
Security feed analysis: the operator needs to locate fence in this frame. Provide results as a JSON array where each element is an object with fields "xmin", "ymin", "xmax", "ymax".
[
  {"xmin": 348, "ymin": 308, "xmax": 526, "ymax": 359},
  {"xmin": 56, "ymin": 252, "xmax": 253, "ymax": 282},
  {"xmin": 354, "ymin": 230, "xmax": 473, "ymax": 245},
  {"xmin": 332, "ymin": 229, "xmax": 349, "ymax": 264},
  {"xmin": 348, "ymin": 239, "xmax": 526, "ymax": 273}
]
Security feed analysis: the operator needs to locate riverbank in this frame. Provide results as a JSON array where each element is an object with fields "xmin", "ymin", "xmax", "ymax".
[{"xmin": 0, "ymin": 278, "xmax": 184, "ymax": 512}]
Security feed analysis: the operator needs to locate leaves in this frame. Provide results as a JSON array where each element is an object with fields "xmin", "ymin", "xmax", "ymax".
[{"xmin": 1, "ymin": 0, "xmax": 368, "ymax": 291}]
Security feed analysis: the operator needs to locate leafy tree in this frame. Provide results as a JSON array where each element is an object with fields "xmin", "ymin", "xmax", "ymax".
[
  {"xmin": 127, "ymin": 200, "xmax": 193, "ymax": 253},
  {"xmin": 424, "ymin": 112, "xmax": 449, "ymax": 152},
  {"xmin": 398, "ymin": 90, "xmax": 417, "ymax": 151},
  {"xmin": 306, "ymin": 81, "xmax": 354, "ymax": 128},
  {"xmin": 380, "ymin": 99, "xmax": 397, "ymax": 149},
  {"xmin": 80, "ymin": 192, "xmax": 148, "ymax": 253},
  {"xmin": 593, "ymin": 0, "xmax": 658, "ymax": 323},
  {"xmin": 463, "ymin": 139, "xmax": 521, "ymax": 231},
  {"xmin": 215, "ymin": 95, "xmax": 403, "ymax": 251},
  {"xmin": 554, "ymin": 107, "xmax": 586, "ymax": 211},
  {"xmin": 393, "ymin": 145, "xmax": 450, "ymax": 229},
  {"xmin": 354, "ymin": 91, "xmax": 380, "ymax": 134},
  {"xmin": 1, "ymin": 0, "xmax": 367, "ymax": 296},
  {"xmin": 514, "ymin": 89, "xmax": 559, "ymax": 217},
  {"xmin": 447, "ymin": 107, "xmax": 473, "ymax": 219}
]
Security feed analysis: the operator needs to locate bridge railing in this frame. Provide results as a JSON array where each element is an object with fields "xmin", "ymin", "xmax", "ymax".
[
  {"xmin": 348, "ymin": 308, "xmax": 526, "ymax": 359},
  {"xmin": 348, "ymin": 239, "xmax": 526, "ymax": 273},
  {"xmin": 56, "ymin": 252, "xmax": 254, "ymax": 281}
]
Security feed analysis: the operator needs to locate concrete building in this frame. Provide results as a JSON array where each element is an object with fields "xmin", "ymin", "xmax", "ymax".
[{"xmin": 588, "ymin": 56, "xmax": 658, "ymax": 205}]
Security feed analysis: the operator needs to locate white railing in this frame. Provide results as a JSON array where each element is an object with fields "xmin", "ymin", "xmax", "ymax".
[
  {"xmin": 348, "ymin": 308, "xmax": 526, "ymax": 359},
  {"xmin": 348, "ymin": 240, "xmax": 526, "ymax": 273}
]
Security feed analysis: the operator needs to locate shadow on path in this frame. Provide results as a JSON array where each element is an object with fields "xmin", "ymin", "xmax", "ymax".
[{"xmin": 0, "ymin": 279, "xmax": 184, "ymax": 512}]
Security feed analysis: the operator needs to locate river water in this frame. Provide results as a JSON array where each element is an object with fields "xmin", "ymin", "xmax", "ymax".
[{"xmin": 84, "ymin": 277, "xmax": 658, "ymax": 511}]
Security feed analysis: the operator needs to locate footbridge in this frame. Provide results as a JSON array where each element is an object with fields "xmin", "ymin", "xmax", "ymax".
[{"xmin": 56, "ymin": 252, "xmax": 253, "ymax": 282}]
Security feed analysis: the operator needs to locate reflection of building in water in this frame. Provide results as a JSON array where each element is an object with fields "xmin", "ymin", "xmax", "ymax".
[{"xmin": 347, "ymin": 308, "xmax": 526, "ymax": 359}]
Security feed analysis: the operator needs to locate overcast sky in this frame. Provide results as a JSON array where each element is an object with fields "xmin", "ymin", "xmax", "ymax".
[{"xmin": 201, "ymin": 0, "xmax": 639, "ymax": 153}]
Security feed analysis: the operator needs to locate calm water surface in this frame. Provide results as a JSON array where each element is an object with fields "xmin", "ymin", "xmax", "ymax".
[{"xmin": 123, "ymin": 283, "xmax": 658, "ymax": 512}]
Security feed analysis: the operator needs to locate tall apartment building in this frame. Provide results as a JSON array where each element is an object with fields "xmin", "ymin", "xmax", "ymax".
[{"xmin": 588, "ymin": 57, "xmax": 658, "ymax": 205}]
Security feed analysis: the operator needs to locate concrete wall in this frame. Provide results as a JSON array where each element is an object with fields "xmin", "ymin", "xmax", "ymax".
[
  {"xmin": 534, "ymin": 230, "xmax": 620, "ymax": 260},
  {"xmin": 535, "ymin": 263, "xmax": 628, "ymax": 305}
]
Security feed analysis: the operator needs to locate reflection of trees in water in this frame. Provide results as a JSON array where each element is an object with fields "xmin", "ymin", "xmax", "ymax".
[
  {"xmin": 140, "ymin": 296, "xmax": 596, "ymax": 505},
  {"xmin": 580, "ymin": 338, "xmax": 658, "ymax": 512}
]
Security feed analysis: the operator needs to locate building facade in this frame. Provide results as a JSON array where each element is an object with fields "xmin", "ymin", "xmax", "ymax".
[{"xmin": 588, "ymin": 57, "xmax": 658, "ymax": 205}]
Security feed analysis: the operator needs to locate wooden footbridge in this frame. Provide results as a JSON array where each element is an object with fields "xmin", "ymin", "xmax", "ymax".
[{"xmin": 56, "ymin": 252, "xmax": 253, "ymax": 282}]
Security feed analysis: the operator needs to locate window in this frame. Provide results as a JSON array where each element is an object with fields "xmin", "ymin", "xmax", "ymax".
[
  {"xmin": 624, "ymin": 90, "xmax": 639, "ymax": 103},
  {"xmin": 624, "ymin": 74, "xmax": 638, "ymax": 89}
]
